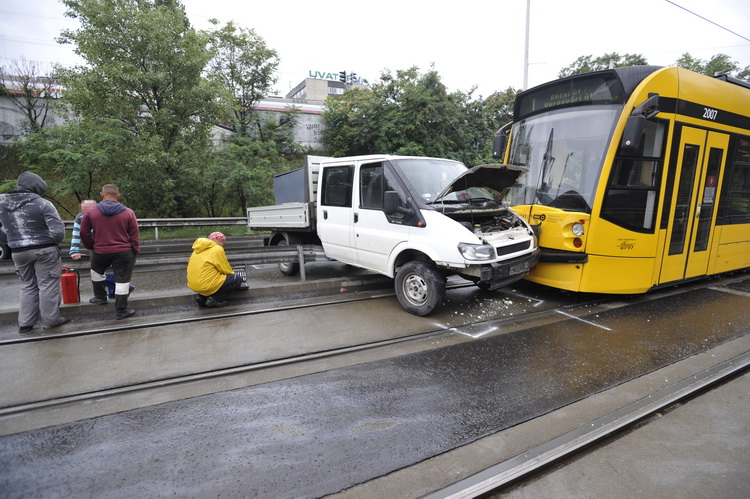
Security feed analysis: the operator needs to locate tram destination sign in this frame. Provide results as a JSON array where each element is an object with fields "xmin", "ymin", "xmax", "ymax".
[{"xmin": 516, "ymin": 73, "xmax": 625, "ymax": 119}]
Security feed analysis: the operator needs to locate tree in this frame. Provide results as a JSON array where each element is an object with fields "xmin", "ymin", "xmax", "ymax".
[
  {"xmin": 674, "ymin": 53, "xmax": 705, "ymax": 73},
  {"xmin": 204, "ymin": 110, "xmax": 300, "ymax": 215},
  {"xmin": 323, "ymin": 66, "xmax": 493, "ymax": 164},
  {"xmin": 559, "ymin": 53, "xmax": 649, "ymax": 78},
  {"xmin": 207, "ymin": 20, "xmax": 279, "ymax": 136},
  {"xmin": 12, "ymin": 119, "xmax": 130, "ymax": 216},
  {"xmin": 674, "ymin": 52, "xmax": 746, "ymax": 79},
  {"xmin": 0, "ymin": 58, "xmax": 61, "ymax": 135},
  {"xmin": 50, "ymin": 0, "xmax": 223, "ymax": 217}
]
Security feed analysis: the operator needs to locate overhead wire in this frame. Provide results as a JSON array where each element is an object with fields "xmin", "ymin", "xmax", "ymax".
[{"xmin": 664, "ymin": 0, "xmax": 750, "ymax": 43}]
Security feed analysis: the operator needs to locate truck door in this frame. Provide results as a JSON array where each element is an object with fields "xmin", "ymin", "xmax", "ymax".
[
  {"xmin": 659, "ymin": 127, "xmax": 729, "ymax": 283},
  {"xmin": 354, "ymin": 161, "xmax": 411, "ymax": 274},
  {"xmin": 317, "ymin": 163, "xmax": 357, "ymax": 265}
]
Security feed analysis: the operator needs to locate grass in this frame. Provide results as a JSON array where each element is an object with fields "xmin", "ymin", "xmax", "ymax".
[
  {"xmin": 139, "ymin": 225, "xmax": 254, "ymax": 241},
  {"xmin": 63, "ymin": 225, "xmax": 256, "ymax": 244}
]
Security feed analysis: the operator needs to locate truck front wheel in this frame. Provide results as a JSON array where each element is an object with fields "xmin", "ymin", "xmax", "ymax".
[{"xmin": 395, "ymin": 261, "xmax": 445, "ymax": 316}]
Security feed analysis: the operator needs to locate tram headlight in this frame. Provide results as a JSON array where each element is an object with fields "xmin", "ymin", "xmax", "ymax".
[
  {"xmin": 458, "ymin": 242, "xmax": 496, "ymax": 261},
  {"xmin": 572, "ymin": 222, "xmax": 585, "ymax": 236}
]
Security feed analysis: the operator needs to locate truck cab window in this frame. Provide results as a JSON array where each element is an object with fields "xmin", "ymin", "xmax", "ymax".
[
  {"xmin": 360, "ymin": 162, "xmax": 408, "ymax": 218},
  {"xmin": 360, "ymin": 163, "xmax": 385, "ymax": 209},
  {"xmin": 321, "ymin": 165, "xmax": 354, "ymax": 207}
]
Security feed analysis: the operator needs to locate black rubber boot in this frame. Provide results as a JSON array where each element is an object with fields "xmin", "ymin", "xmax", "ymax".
[
  {"xmin": 195, "ymin": 294, "xmax": 208, "ymax": 308},
  {"xmin": 115, "ymin": 294, "xmax": 136, "ymax": 320},
  {"xmin": 89, "ymin": 281, "xmax": 109, "ymax": 305}
]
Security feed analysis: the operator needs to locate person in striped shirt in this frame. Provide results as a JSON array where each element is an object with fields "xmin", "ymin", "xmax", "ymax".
[{"xmin": 69, "ymin": 199, "xmax": 97, "ymax": 260}]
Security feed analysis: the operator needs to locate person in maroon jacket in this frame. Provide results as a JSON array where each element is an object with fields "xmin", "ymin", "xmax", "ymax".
[{"xmin": 81, "ymin": 184, "xmax": 140, "ymax": 319}]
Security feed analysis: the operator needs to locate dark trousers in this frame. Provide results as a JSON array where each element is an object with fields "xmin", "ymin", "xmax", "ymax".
[
  {"xmin": 211, "ymin": 273, "xmax": 242, "ymax": 301},
  {"xmin": 91, "ymin": 250, "xmax": 136, "ymax": 288}
]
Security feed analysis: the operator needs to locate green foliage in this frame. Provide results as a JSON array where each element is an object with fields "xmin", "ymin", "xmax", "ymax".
[
  {"xmin": 50, "ymin": 0, "xmax": 222, "ymax": 217},
  {"xmin": 322, "ymin": 66, "xmax": 517, "ymax": 166},
  {"xmin": 196, "ymin": 112, "xmax": 300, "ymax": 216},
  {"xmin": 12, "ymin": 119, "xmax": 129, "ymax": 215},
  {"xmin": 558, "ymin": 53, "xmax": 649, "ymax": 78},
  {"xmin": 674, "ymin": 52, "xmax": 749, "ymax": 80},
  {"xmin": 206, "ymin": 20, "xmax": 280, "ymax": 135},
  {"xmin": 140, "ymin": 224, "xmax": 249, "ymax": 240},
  {"xmin": 6, "ymin": 0, "xmax": 294, "ymax": 218},
  {"xmin": 560, "ymin": 51, "xmax": 749, "ymax": 83}
]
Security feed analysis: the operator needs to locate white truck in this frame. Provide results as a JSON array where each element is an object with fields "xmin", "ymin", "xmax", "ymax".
[{"xmin": 248, "ymin": 155, "xmax": 540, "ymax": 316}]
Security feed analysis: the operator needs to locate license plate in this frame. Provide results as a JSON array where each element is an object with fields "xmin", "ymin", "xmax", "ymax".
[{"xmin": 509, "ymin": 259, "xmax": 531, "ymax": 275}]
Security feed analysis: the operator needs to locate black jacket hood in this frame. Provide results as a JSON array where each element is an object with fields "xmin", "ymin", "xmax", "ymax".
[{"xmin": 16, "ymin": 172, "xmax": 47, "ymax": 195}]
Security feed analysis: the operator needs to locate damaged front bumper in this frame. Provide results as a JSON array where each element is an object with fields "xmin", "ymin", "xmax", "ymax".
[{"xmin": 472, "ymin": 248, "xmax": 541, "ymax": 291}]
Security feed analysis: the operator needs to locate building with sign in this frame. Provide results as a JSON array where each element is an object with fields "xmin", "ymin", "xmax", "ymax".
[{"xmin": 286, "ymin": 78, "xmax": 346, "ymax": 101}]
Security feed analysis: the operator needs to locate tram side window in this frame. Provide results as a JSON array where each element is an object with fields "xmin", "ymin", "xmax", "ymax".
[
  {"xmin": 602, "ymin": 120, "xmax": 666, "ymax": 232},
  {"xmin": 601, "ymin": 159, "xmax": 661, "ymax": 232},
  {"xmin": 718, "ymin": 136, "xmax": 750, "ymax": 225}
]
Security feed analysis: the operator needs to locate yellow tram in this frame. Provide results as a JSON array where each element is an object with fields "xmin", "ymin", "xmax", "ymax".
[{"xmin": 494, "ymin": 66, "xmax": 750, "ymax": 293}]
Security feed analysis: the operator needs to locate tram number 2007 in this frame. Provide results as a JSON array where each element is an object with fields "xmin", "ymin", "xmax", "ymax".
[{"xmin": 703, "ymin": 108, "xmax": 718, "ymax": 120}]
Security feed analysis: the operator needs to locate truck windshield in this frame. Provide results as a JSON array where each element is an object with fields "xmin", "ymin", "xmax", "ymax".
[
  {"xmin": 392, "ymin": 158, "xmax": 468, "ymax": 203},
  {"xmin": 506, "ymin": 106, "xmax": 621, "ymax": 213}
]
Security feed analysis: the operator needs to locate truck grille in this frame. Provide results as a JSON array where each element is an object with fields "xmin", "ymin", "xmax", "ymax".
[{"xmin": 495, "ymin": 240, "xmax": 531, "ymax": 257}]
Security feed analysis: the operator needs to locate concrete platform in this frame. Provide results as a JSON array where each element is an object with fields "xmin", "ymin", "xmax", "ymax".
[
  {"xmin": 0, "ymin": 259, "xmax": 392, "ymax": 327},
  {"xmin": 1, "ymin": 279, "xmax": 748, "ymax": 497}
]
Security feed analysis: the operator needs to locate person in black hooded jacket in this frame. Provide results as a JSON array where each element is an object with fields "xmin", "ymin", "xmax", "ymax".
[{"xmin": 0, "ymin": 171, "xmax": 69, "ymax": 333}]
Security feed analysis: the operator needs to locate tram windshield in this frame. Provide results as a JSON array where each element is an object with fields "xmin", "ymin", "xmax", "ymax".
[{"xmin": 506, "ymin": 106, "xmax": 621, "ymax": 213}]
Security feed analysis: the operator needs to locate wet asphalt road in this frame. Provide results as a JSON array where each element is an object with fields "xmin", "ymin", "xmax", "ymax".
[{"xmin": 1, "ymin": 278, "xmax": 749, "ymax": 497}]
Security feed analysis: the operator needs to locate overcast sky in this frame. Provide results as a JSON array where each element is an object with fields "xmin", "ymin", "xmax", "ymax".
[{"xmin": 1, "ymin": 0, "xmax": 749, "ymax": 97}]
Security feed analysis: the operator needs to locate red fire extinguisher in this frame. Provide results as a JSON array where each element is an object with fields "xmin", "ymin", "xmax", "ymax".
[{"xmin": 61, "ymin": 266, "xmax": 80, "ymax": 304}]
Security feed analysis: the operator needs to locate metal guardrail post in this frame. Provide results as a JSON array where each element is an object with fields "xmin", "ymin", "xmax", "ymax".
[{"xmin": 297, "ymin": 245, "xmax": 306, "ymax": 282}]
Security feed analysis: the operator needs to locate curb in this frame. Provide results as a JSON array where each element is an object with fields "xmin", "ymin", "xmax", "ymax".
[{"xmin": 0, "ymin": 273, "xmax": 392, "ymax": 325}]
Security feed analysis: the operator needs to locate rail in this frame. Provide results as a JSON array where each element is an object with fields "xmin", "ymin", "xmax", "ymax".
[{"xmin": 62, "ymin": 217, "xmax": 248, "ymax": 240}]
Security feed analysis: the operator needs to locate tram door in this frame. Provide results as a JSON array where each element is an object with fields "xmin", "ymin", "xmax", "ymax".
[{"xmin": 660, "ymin": 127, "xmax": 729, "ymax": 283}]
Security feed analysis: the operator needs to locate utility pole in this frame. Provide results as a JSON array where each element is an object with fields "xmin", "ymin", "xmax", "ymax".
[{"xmin": 523, "ymin": 0, "xmax": 530, "ymax": 90}]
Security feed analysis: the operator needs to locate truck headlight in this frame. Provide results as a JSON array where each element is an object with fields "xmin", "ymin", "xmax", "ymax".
[
  {"xmin": 572, "ymin": 222, "xmax": 585, "ymax": 236},
  {"xmin": 458, "ymin": 242, "xmax": 496, "ymax": 260}
]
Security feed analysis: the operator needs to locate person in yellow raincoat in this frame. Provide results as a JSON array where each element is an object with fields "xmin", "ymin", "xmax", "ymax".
[{"xmin": 187, "ymin": 232, "xmax": 242, "ymax": 308}]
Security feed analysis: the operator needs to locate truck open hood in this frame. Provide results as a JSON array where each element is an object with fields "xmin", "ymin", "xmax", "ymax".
[{"xmin": 435, "ymin": 164, "xmax": 527, "ymax": 202}]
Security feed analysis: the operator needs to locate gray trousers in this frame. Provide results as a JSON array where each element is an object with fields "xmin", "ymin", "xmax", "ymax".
[{"xmin": 12, "ymin": 246, "xmax": 63, "ymax": 327}]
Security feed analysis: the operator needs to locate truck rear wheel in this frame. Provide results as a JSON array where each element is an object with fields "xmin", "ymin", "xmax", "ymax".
[
  {"xmin": 275, "ymin": 239, "xmax": 300, "ymax": 276},
  {"xmin": 395, "ymin": 261, "xmax": 445, "ymax": 316}
]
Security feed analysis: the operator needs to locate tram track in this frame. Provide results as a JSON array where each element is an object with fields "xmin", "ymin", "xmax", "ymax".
[
  {"xmin": 1, "ymin": 270, "xmax": 749, "ymax": 496},
  {"xmin": 432, "ymin": 350, "xmax": 750, "ymax": 498},
  {"xmin": 0, "ymin": 282, "xmax": 615, "ymax": 418},
  {"xmin": 0, "ymin": 276, "xmax": 617, "ymax": 346},
  {"xmin": 2, "ymin": 272, "xmax": 746, "ymax": 430}
]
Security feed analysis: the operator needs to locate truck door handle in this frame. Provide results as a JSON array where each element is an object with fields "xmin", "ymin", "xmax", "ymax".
[
  {"xmin": 354, "ymin": 213, "xmax": 359, "ymax": 223},
  {"xmin": 323, "ymin": 210, "xmax": 328, "ymax": 220}
]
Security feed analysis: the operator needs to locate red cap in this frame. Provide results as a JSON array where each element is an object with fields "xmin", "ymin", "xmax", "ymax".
[{"xmin": 208, "ymin": 232, "xmax": 226, "ymax": 243}]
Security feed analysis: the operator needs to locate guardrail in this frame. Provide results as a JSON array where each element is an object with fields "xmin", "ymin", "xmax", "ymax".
[
  {"xmin": 2, "ymin": 217, "xmax": 250, "ymax": 260},
  {"xmin": 62, "ymin": 217, "xmax": 248, "ymax": 240}
]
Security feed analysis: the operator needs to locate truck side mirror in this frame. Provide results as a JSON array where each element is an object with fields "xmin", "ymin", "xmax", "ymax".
[{"xmin": 384, "ymin": 191, "xmax": 407, "ymax": 216}]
